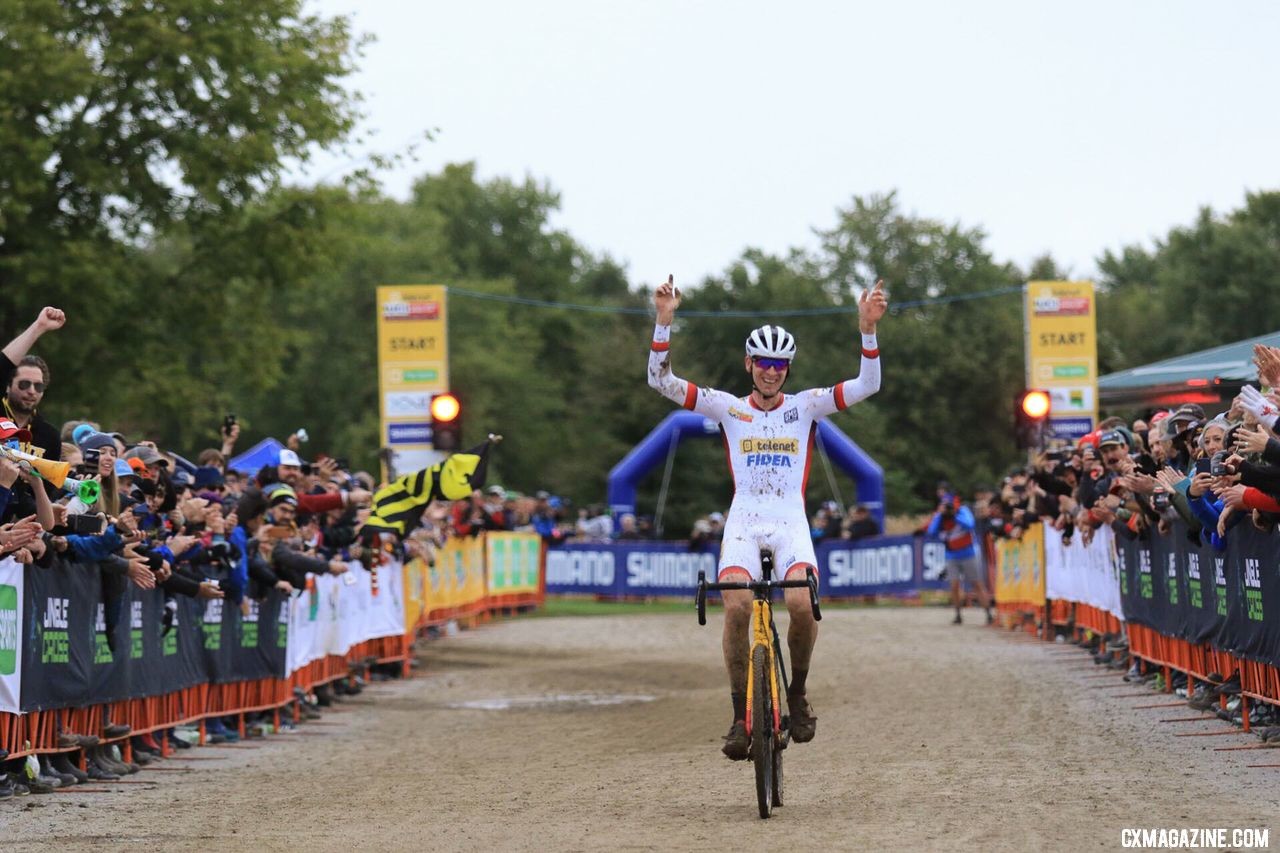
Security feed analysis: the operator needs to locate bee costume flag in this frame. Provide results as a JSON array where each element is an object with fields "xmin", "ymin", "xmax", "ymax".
[{"xmin": 361, "ymin": 435, "xmax": 501, "ymax": 540}]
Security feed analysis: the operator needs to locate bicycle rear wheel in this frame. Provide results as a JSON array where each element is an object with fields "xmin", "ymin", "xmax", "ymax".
[{"xmin": 751, "ymin": 644, "xmax": 774, "ymax": 819}]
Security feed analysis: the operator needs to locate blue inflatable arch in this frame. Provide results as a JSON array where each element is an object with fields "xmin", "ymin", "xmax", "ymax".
[{"xmin": 606, "ymin": 410, "xmax": 885, "ymax": 529}]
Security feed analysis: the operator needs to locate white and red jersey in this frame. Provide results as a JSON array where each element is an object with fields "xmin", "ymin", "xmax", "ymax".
[
  {"xmin": 647, "ymin": 323, "xmax": 880, "ymax": 511},
  {"xmin": 646, "ymin": 323, "xmax": 880, "ymax": 577}
]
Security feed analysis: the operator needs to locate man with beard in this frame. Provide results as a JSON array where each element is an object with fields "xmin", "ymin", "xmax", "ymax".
[{"xmin": 1, "ymin": 308, "xmax": 66, "ymax": 522}]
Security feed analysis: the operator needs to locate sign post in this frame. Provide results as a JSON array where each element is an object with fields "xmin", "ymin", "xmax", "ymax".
[
  {"xmin": 376, "ymin": 286, "xmax": 449, "ymax": 478},
  {"xmin": 1024, "ymin": 281, "xmax": 1098, "ymax": 440}
]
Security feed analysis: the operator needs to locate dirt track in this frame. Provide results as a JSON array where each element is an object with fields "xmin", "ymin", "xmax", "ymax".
[{"xmin": 7, "ymin": 607, "xmax": 1279, "ymax": 851}]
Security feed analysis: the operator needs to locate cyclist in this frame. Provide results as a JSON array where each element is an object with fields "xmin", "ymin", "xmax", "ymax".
[{"xmin": 648, "ymin": 275, "xmax": 887, "ymax": 759}]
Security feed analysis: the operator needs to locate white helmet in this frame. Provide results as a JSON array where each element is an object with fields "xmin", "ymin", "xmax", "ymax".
[{"xmin": 745, "ymin": 325, "xmax": 797, "ymax": 361}]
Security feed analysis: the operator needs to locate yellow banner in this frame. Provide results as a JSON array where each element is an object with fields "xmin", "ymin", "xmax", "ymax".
[
  {"xmin": 427, "ymin": 535, "xmax": 486, "ymax": 616},
  {"xmin": 485, "ymin": 532, "xmax": 542, "ymax": 595},
  {"xmin": 995, "ymin": 524, "xmax": 1046, "ymax": 607},
  {"xmin": 376, "ymin": 285, "xmax": 449, "ymax": 469},
  {"xmin": 1025, "ymin": 281, "xmax": 1097, "ymax": 439}
]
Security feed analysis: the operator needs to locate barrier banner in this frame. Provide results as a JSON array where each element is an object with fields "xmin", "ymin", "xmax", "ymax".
[
  {"xmin": 0, "ymin": 557, "xmax": 23, "ymax": 714},
  {"xmin": 21, "ymin": 557, "xmax": 290, "ymax": 710},
  {"xmin": 545, "ymin": 536, "xmax": 949, "ymax": 598},
  {"xmin": 1044, "ymin": 523, "xmax": 1123, "ymax": 618},
  {"xmin": 1113, "ymin": 524, "xmax": 1280, "ymax": 668},
  {"xmin": 486, "ymin": 532, "xmax": 541, "ymax": 596},
  {"xmin": 284, "ymin": 561, "xmax": 407, "ymax": 676},
  {"xmin": 403, "ymin": 558, "xmax": 427, "ymax": 634},
  {"xmin": 819, "ymin": 535, "xmax": 948, "ymax": 595},
  {"xmin": 994, "ymin": 523, "xmax": 1045, "ymax": 606}
]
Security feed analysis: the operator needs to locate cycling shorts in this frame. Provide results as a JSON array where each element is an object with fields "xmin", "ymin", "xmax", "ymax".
[{"xmin": 717, "ymin": 507, "xmax": 817, "ymax": 582}]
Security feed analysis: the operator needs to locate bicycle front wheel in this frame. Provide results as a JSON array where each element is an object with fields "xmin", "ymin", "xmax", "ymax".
[{"xmin": 751, "ymin": 644, "xmax": 774, "ymax": 819}]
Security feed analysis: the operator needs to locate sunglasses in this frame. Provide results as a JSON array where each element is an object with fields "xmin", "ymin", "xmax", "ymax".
[
  {"xmin": 16, "ymin": 379, "xmax": 46, "ymax": 393},
  {"xmin": 753, "ymin": 357, "xmax": 791, "ymax": 371}
]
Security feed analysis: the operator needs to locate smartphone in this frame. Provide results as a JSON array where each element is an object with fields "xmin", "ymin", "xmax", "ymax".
[
  {"xmin": 1193, "ymin": 459, "xmax": 1213, "ymax": 476},
  {"xmin": 69, "ymin": 514, "xmax": 106, "ymax": 535}
]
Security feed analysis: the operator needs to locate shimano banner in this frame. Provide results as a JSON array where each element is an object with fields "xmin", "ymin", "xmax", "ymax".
[{"xmin": 545, "ymin": 536, "xmax": 948, "ymax": 598}]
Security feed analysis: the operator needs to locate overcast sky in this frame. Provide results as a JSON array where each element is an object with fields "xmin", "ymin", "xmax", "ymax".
[{"xmin": 301, "ymin": 0, "xmax": 1280, "ymax": 290}]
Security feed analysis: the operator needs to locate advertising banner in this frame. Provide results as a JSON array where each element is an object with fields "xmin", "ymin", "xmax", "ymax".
[
  {"xmin": 994, "ymin": 523, "xmax": 1046, "ymax": 607},
  {"xmin": 0, "ymin": 558, "xmax": 23, "ymax": 714},
  {"xmin": 1044, "ymin": 523, "xmax": 1123, "ymax": 618},
  {"xmin": 1025, "ymin": 281, "xmax": 1098, "ymax": 439},
  {"xmin": 376, "ymin": 285, "xmax": 449, "ymax": 475},
  {"xmin": 545, "ymin": 536, "xmax": 950, "ymax": 598},
  {"xmin": 486, "ymin": 532, "xmax": 542, "ymax": 595}
]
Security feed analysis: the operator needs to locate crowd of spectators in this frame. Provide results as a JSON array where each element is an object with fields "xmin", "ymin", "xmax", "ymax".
[
  {"xmin": 984, "ymin": 342, "xmax": 1280, "ymax": 553},
  {"xmin": 0, "ymin": 307, "xmax": 388, "ymax": 797},
  {"xmin": 979, "ymin": 343, "xmax": 1280, "ymax": 718}
]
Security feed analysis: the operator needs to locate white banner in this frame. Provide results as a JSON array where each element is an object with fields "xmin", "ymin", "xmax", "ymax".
[
  {"xmin": 285, "ymin": 560, "xmax": 408, "ymax": 676},
  {"xmin": 1043, "ymin": 522, "xmax": 1124, "ymax": 619},
  {"xmin": 0, "ymin": 557, "xmax": 23, "ymax": 713}
]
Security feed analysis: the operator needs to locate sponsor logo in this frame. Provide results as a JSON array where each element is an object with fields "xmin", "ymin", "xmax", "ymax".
[
  {"xmin": 382, "ymin": 299, "xmax": 440, "ymax": 321},
  {"xmin": 1033, "ymin": 294, "xmax": 1090, "ymax": 316},
  {"xmin": 828, "ymin": 544, "xmax": 916, "ymax": 587},
  {"xmin": 625, "ymin": 551, "xmax": 716, "ymax": 589},
  {"xmin": 0, "ymin": 585, "xmax": 17, "ymax": 676},
  {"xmin": 388, "ymin": 422, "xmax": 433, "ymax": 445},
  {"xmin": 739, "ymin": 438, "xmax": 799, "ymax": 454},
  {"xmin": 783, "ymin": 407, "xmax": 799, "ymax": 424},
  {"xmin": 728, "ymin": 407, "xmax": 754, "ymax": 423},
  {"xmin": 546, "ymin": 551, "xmax": 616, "ymax": 588}
]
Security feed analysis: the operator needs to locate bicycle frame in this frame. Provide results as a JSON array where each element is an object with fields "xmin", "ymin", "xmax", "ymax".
[{"xmin": 696, "ymin": 553, "xmax": 822, "ymax": 739}]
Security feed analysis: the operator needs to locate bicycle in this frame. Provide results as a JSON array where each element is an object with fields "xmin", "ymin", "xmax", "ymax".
[{"xmin": 696, "ymin": 551, "xmax": 821, "ymax": 819}]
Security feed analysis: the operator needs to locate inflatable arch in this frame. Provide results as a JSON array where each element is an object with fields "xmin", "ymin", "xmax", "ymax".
[{"xmin": 606, "ymin": 410, "xmax": 885, "ymax": 528}]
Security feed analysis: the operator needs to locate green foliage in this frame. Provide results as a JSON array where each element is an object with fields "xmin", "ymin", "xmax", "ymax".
[{"xmin": 1098, "ymin": 191, "xmax": 1280, "ymax": 373}]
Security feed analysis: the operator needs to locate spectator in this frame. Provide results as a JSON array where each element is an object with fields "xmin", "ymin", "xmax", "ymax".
[
  {"xmin": 575, "ymin": 504, "xmax": 613, "ymax": 541},
  {"xmin": 926, "ymin": 492, "xmax": 993, "ymax": 625},
  {"xmin": 843, "ymin": 505, "xmax": 880, "ymax": 541}
]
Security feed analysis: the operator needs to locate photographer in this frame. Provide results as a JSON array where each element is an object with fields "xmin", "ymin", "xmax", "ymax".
[{"xmin": 926, "ymin": 492, "xmax": 993, "ymax": 625}]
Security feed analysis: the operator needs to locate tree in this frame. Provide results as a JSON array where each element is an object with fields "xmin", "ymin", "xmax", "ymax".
[{"xmin": 0, "ymin": 0, "xmax": 361, "ymax": 317}]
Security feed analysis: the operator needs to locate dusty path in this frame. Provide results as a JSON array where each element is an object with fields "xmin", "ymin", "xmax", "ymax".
[{"xmin": 6, "ymin": 607, "xmax": 1278, "ymax": 851}]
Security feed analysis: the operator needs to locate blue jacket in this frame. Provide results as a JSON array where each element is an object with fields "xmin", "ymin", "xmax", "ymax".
[{"xmin": 926, "ymin": 506, "xmax": 978, "ymax": 561}]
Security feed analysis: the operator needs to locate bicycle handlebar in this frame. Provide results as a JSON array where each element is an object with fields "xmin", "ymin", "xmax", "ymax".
[{"xmin": 695, "ymin": 568, "xmax": 822, "ymax": 625}]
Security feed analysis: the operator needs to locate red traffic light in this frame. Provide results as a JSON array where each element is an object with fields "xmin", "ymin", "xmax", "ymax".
[
  {"xmin": 1020, "ymin": 389, "xmax": 1051, "ymax": 420},
  {"xmin": 430, "ymin": 393, "xmax": 460, "ymax": 423}
]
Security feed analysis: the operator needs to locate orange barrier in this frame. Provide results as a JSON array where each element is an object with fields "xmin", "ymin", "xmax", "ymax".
[{"xmin": 0, "ymin": 533, "xmax": 545, "ymax": 760}]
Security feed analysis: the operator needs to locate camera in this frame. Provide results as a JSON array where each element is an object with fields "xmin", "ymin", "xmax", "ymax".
[
  {"xmin": 1210, "ymin": 451, "xmax": 1235, "ymax": 478},
  {"xmin": 222, "ymin": 413, "xmax": 237, "ymax": 435},
  {"xmin": 1152, "ymin": 491, "xmax": 1171, "ymax": 512}
]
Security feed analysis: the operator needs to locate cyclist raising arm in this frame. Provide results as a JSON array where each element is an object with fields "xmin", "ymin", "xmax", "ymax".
[{"xmin": 647, "ymin": 275, "xmax": 888, "ymax": 759}]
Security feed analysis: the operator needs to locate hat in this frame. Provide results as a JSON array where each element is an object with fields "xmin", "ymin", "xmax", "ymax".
[
  {"xmin": 193, "ymin": 466, "xmax": 225, "ymax": 490},
  {"xmin": 0, "ymin": 418, "xmax": 32, "ymax": 442},
  {"xmin": 123, "ymin": 445, "xmax": 167, "ymax": 467},
  {"xmin": 71, "ymin": 424, "xmax": 96, "ymax": 446},
  {"xmin": 268, "ymin": 485, "xmax": 298, "ymax": 507},
  {"xmin": 126, "ymin": 456, "xmax": 149, "ymax": 475},
  {"xmin": 113, "ymin": 459, "xmax": 135, "ymax": 479},
  {"xmin": 78, "ymin": 431, "xmax": 117, "ymax": 452},
  {"xmin": 1173, "ymin": 403, "xmax": 1206, "ymax": 422},
  {"xmin": 170, "ymin": 469, "xmax": 193, "ymax": 489},
  {"xmin": 1098, "ymin": 430, "xmax": 1127, "ymax": 448},
  {"xmin": 278, "ymin": 449, "xmax": 304, "ymax": 467},
  {"xmin": 548, "ymin": 496, "xmax": 563, "ymax": 509},
  {"xmin": 535, "ymin": 490, "xmax": 551, "ymax": 500},
  {"xmin": 709, "ymin": 511, "xmax": 725, "ymax": 522},
  {"xmin": 485, "ymin": 484, "xmax": 505, "ymax": 497}
]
